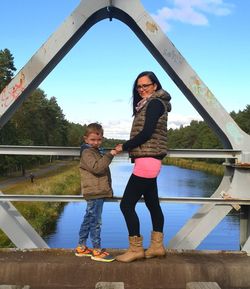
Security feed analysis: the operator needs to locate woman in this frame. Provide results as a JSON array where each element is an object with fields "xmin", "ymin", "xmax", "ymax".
[{"xmin": 115, "ymin": 71, "xmax": 171, "ymax": 262}]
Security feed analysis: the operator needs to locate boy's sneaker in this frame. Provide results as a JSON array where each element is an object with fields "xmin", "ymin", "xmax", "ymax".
[
  {"xmin": 91, "ymin": 249, "xmax": 115, "ymax": 262},
  {"xmin": 75, "ymin": 245, "xmax": 92, "ymax": 257}
]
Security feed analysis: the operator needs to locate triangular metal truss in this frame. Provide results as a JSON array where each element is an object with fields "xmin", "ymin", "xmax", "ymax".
[{"xmin": 0, "ymin": 0, "xmax": 250, "ymax": 251}]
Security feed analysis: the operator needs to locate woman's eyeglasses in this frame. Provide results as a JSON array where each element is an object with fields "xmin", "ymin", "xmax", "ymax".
[{"xmin": 136, "ymin": 83, "xmax": 154, "ymax": 91}]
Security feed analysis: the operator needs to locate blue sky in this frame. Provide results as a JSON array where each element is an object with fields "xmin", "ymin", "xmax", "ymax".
[{"xmin": 1, "ymin": 0, "xmax": 249, "ymax": 139}]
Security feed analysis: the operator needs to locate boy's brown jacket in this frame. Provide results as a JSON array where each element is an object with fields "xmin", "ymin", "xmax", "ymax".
[{"xmin": 79, "ymin": 146, "xmax": 114, "ymax": 200}]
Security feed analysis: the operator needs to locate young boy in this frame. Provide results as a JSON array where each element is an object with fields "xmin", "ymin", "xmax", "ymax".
[{"xmin": 75, "ymin": 123, "xmax": 117, "ymax": 262}]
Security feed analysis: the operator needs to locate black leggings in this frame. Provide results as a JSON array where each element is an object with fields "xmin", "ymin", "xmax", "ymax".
[{"xmin": 120, "ymin": 174, "xmax": 164, "ymax": 236}]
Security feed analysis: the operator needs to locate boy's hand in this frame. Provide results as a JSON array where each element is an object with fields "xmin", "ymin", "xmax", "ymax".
[
  {"xmin": 115, "ymin": 144, "xmax": 123, "ymax": 153},
  {"xmin": 110, "ymin": 149, "xmax": 117, "ymax": 156}
]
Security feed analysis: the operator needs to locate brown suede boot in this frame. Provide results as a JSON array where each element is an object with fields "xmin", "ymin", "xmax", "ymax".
[
  {"xmin": 116, "ymin": 236, "xmax": 145, "ymax": 262},
  {"xmin": 145, "ymin": 231, "xmax": 166, "ymax": 258}
]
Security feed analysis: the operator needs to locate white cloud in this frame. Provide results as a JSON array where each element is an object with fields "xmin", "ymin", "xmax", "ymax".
[
  {"xmin": 168, "ymin": 113, "xmax": 202, "ymax": 129},
  {"xmin": 151, "ymin": 0, "xmax": 234, "ymax": 32},
  {"xmin": 102, "ymin": 114, "xmax": 203, "ymax": 139},
  {"xmin": 103, "ymin": 120, "xmax": 132, "ymax": 140},
  {"xmin": 74, "ymin": 113, "xmax": 203, "ymax": 140},
  {"xmin": 77, "ymin": 119, "xmax": 132, "ymax": 140}
]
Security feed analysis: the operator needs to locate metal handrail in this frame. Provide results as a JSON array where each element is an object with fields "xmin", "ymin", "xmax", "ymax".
[
  {"xmin": 0, "ymin": 194, "xmax": 247, "ymax": 205},
  {"xmin": 0, "ymin": 145, "xmax": 241, "ymax": 159},
  {"xmin": 0, "ymin": 146, "xmax": 244, "ymax": 206}
]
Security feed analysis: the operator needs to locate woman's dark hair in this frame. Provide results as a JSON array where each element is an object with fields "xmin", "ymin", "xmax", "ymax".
[{"xmin": 132, "ymin": 71, "xmax": 162, "ymax": 116}]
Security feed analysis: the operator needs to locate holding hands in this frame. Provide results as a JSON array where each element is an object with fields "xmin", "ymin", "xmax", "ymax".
[
  {"xmin": 110, "ymin": 143, "xmax": 123, "ymax": 156},
  {"xmin": 115, "ymin": 144, "xmax": 123, "ymax": 153}
]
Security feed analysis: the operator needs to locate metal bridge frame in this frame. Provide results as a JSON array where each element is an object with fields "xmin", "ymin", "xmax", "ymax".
[{"xmin": 0, "ymin": 0, "xmax": 250, "ymax": 251}]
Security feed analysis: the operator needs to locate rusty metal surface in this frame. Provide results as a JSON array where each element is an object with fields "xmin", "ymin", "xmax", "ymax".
[{"xmin": 0, "ymin": 249, "xmax": 250, "ymax": 289}]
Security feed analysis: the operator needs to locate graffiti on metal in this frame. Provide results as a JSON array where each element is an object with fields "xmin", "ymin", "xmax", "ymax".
[
  {"xmin": 146, "ymin": 21, "xmax": 158, "ymax": 33},
  {"xmin": 0, "ymin": 72, "xmax": 25, "ymax": 115},
  {"xmin": 163, "ymin": 48, "xmax": 183, "ymax": 65},
  {"xmin": 188, "ymin": 75, "xmax": 220, "ymax": 107},
  {"xmin": 226, "ymin": 122, "xmax": 244, "ymax": 145}
]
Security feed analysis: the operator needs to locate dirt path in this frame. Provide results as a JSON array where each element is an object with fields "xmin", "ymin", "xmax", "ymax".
[{"xmin": 0, "ymin": 161, "xmax": 70, "ymax": 190}]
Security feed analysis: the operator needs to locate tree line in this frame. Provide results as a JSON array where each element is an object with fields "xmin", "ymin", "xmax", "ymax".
[
  {"xmin": 0, "ymin": 49, "xmax": 123, "ymax": 175},
  {"xmin": 1, "ymin": 48, "xmax": 249, "ymax": 175},
  {"xmin": 167, "ymin": 107, "xmax": 250, "ymax": 151}
]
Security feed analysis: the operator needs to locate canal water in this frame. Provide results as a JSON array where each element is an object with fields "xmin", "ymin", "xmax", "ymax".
[{"xmin": 44, "ymin": 155, "xmax": 240, "ymax": 250}]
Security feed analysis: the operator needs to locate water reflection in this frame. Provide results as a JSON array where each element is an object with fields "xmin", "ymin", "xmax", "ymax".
[{"xmin": 45, "ymin": 155, "xmax": 240, "ymax": 250}]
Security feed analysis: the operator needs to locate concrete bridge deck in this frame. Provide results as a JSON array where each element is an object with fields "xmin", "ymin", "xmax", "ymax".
[{"xmin": 0, "ymin": 249, "xmax": 250, "ymax": 289}]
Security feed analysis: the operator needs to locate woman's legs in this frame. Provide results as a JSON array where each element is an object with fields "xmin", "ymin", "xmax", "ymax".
[
  {"xmin": 143, "ymin": 178, "xmax": 166, "ymax": 258},
  {"xmin": 117, "ymin": 174, "xmax": 164, "ymax": 262},
  {"xmin": 143, "ymin": 177, "xmax": 164, "ymax": 232},
  {"xmin": 120, "ymin": 174, "xmax": 143, "ymax": 236},
  {"xmin": 120, "ymin": 174, "xmax": 164, "ymax": 235},
  {"xmin": 117, "ymin": 174, "xmax": 145, "ymax": 262}
]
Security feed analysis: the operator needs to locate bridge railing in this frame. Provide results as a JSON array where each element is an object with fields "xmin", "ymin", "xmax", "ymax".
[
  {"xmin": 0, "ymin": 145, "xmax": 243, "ymax": 204},
  {"xmin": 0, "ymin": 145, "xmax": 248, "ymax": 250},
  {"xmin": 0, "ymin": 145, "xmax": 241, "ymax": 159}
]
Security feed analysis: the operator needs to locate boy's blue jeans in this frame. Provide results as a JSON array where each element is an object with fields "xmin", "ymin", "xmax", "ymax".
[{"xmin": 78, "ymin": 198, "xmax": 104, "ymax": 249}]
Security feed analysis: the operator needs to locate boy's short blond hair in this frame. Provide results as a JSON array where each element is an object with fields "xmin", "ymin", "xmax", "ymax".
[{"xmin": 84, "ymin": 123, "xmax": 104, "ymax": 137}]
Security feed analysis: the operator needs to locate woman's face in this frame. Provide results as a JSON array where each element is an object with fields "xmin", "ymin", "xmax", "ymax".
[{"xmin": 136, "ymin": 75, "xmax": 157, "ymax": 99}]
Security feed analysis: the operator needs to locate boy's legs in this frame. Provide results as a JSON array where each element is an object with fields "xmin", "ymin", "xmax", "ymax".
[
  {"xmin": 88, "ymin": 198, "xmax": 115, "ymax": 262},
  {"xmin": 89, "ymin": 198, "xmax": 104, "ymax": 249},
  {"xmin": 75, "ymin": 200, "xmax": 96, "ymax": 257},
  {"xmin": 78, "ymin": 200, "xmax": 96, "ymax": 245}
]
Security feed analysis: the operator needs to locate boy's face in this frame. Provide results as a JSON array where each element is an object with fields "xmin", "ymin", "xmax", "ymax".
[{"xmin": 84, "ymin": 132, "xmax": 103, "ymax": 149}]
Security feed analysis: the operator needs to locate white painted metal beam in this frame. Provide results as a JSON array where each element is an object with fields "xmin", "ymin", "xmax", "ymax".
[
  {"xmin": 0, "ymin": 145, "xmax": 241, "ymax": 159},
  {"xmin": 0, "ymin": 194, "xmax": 248, "ymax": 205},
  {"xmin": 0, "ymin": 193, "xmax": 49, "ymax": 249}
]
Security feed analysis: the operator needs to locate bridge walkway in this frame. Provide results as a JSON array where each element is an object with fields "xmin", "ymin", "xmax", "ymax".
[{"xmin": 0, "ymin": 249, "xmax": 250, "ymax": 289}]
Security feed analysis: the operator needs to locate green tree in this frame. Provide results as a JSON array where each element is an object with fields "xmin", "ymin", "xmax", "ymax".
[
  {"xmin": 12, "ymin": 88, "xmax": 48, "ymax": 145},
  {"xmin": 0, "ymin": 48, "xmax": 16, "ymax": 92},
  {"xmin": 0, "ymin": 88, "xmax": 70, "ymax": 174},
  {"xmin": 168, "ymin": 120, "xmax": 222, "ymax": 150},
  {"xmin": 66, "ymin": 122, "xmax": 86, "ymax": 147},
  {"xmin": 43, "ymin": 96, "xmax": 68, "ymax": 145},
  {"xmin": 231, "ymin": 105, "xmax": 250, "ymax": 134}
]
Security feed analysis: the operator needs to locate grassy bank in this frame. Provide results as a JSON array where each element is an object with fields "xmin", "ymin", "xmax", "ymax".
[
  {"xmin": 163, "ymin": 157, "xmax": 224, "ymax": 176},
  {"xmin": 0, "ymin": 161, "xmax": 80, "ymax": 248}
]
